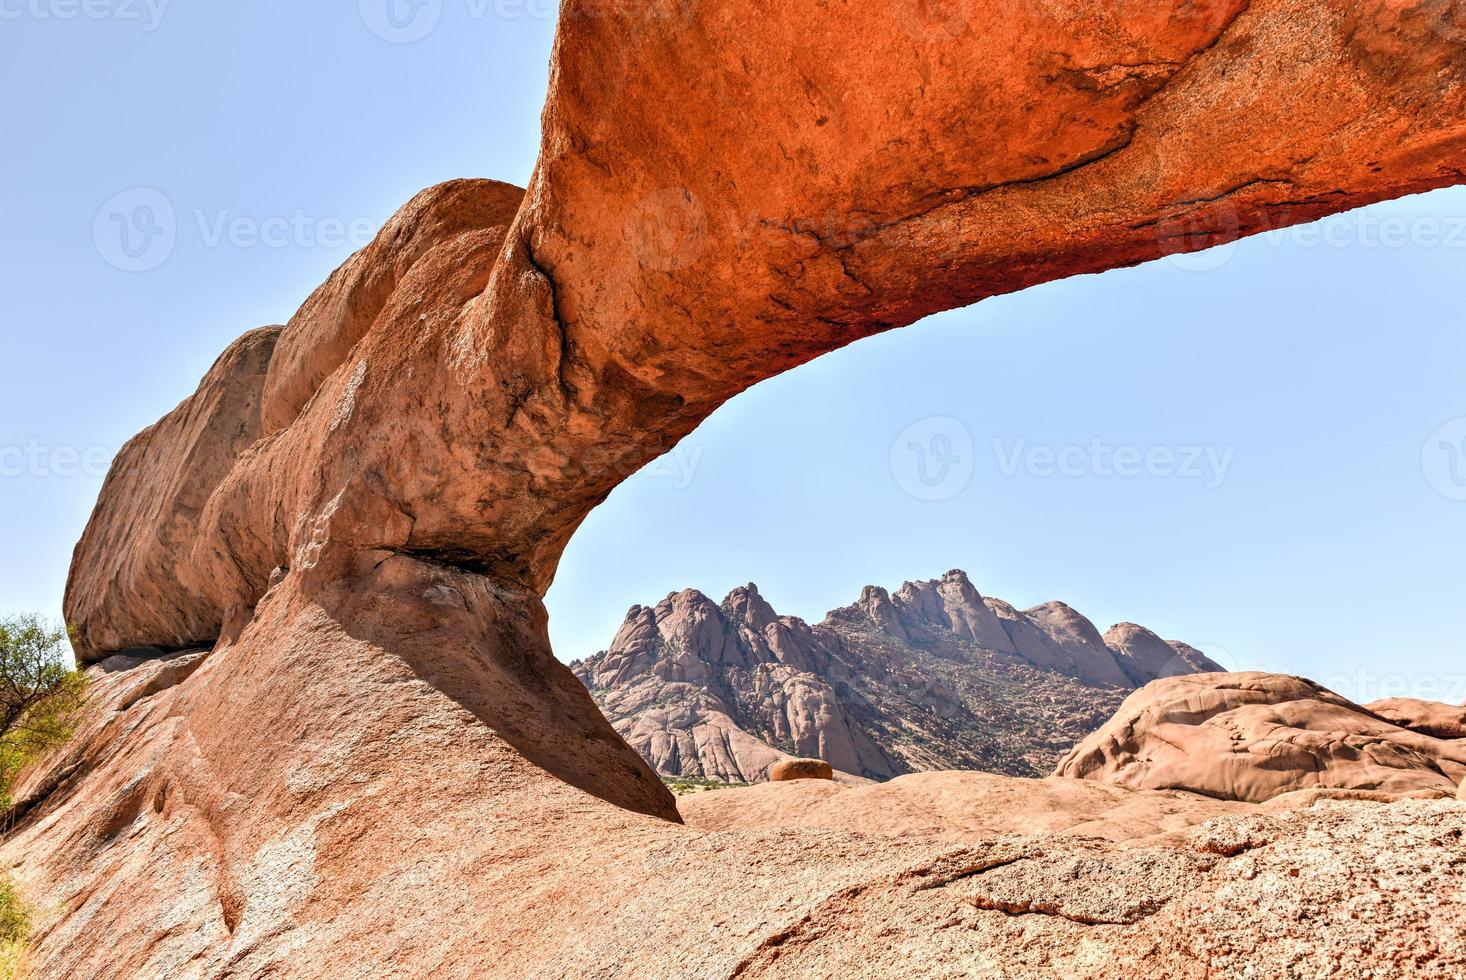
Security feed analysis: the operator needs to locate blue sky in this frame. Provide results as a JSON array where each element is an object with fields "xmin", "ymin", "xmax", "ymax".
[{"xmin": 2, "ymin": 5, "xmax": 1463, "ymax": 704}]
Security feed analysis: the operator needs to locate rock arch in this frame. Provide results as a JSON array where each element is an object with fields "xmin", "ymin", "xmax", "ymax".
[{"xmin": 20, "ymin": 3, "xmax": 1466, "ymax": 972}]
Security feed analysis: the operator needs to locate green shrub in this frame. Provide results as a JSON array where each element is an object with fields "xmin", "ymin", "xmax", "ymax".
[
  {"xmin": 0, "ymin": 877, "xmax": 29, "ymax": 980},
  {"xmin": 0, "ymin": 938, "xmax": 28, "ymax": 980},
  {"xmin": 0, "ymin": 880, "xmax": 27, "ymax": 945},
  {"xmin": 0, "ymin": 616, "xmax": 88, "ymax": 814}
]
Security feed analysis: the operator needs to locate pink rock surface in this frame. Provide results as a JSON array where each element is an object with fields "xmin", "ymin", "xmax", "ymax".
[
  {"xmin": 681, "ymin": 770, "xmax": 1258, "ymax": 843},
  {"xmin": 1057, "ymin": 672, "xmax": 1466, "ymax": 801}
]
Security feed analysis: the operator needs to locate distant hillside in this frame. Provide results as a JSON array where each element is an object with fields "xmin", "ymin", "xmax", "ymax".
[{"xmin": 573, "ymin": 570, "xmax": 1222, "ymax": 782}]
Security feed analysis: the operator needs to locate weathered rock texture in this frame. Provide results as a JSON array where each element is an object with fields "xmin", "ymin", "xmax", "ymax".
[
  {"xmin": 680, "ymin": 770, "xmax": 1258, "ymax": 842},
  {"xmin": 575, "ymin": 573, "xmax": 1220, "ymax": 783},
  {"xmin": 1058, "ymin": 672, "xmax": 1466, "ymax": 801},
  {"xmin": 14, "ymin": 0, "xmax": 1466, "ymax": 975},
  {"xmin": 678, "ymin": 769, "xmax": 1452, "ymax": 842}
]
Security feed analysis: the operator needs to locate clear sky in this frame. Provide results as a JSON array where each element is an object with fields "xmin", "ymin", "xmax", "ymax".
[{"xmin": 3, "ymin": 5, "xmax": 1463, "ymax": 705}]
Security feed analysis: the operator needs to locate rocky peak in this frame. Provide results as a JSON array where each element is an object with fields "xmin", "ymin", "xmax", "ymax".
[
  {"xmin": 1014, "ymin": 602, "xmax": 1133, "ymax": 689},
  {"xmin": 1166, "ymin": 640, "xmax": 1226, "ymax": 675},
  {"xmin": 892, "ymin": 577, "xmax": 945, "ymax": 623},
  {"xmin": 933, "ymin": 570, "xmax": 1012, "ymax": 651},
  {"xmin": 579, "ymin": 570, "xmax": 1230, "ymax": 784},
  {"xmin": 941, "ymin": 568, "xmax": 979, "ymax": 591},
  {"xmin": 1025, "ymin": 601, "xmax": 1105, "ymax": 646},
  {"xmin": 724, "ymin": 583, "xmax": 778, "ymax": 632},
  {"xmin": 1104, "ymin": 622, "xmax": 1187, "ymax": 685},
  {"xmin": 934, "ymin": 570, "xmax": 983, "ymax": 620},
  {"xmin": 855, "ymin": 585, "xmax": 907, "ymax": 639}
]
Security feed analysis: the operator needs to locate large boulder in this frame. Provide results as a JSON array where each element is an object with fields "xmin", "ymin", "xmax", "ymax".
[
  {"xmin": 1056, "ymin": 672, "xmax": 1466, "ymax": 802},
  {"xmin": 769, "ymin": 758, "xmax": 835, "ymax": 782},
  {"xmin": 65, "ymin": 327, "xmax": 280, "ymax": 658}
]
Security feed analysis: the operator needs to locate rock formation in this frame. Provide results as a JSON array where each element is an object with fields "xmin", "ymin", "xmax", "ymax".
[
  {"xmin": 769, "ymin": 759, "xmax": 835, "ymax": 782},
  {"xmin": 1366, "ymin": 697, "xmax": 1466, "ymax": 739},
  {"xmin": 7, "ymin": 0, "xmax": 1466, "ymax": 975},
  {"xmin": 574, "ymin": 572, "xmax": 1220, "ymax": 782},
  {"xmin": 1057, "ymin": 672, "xmax": 1466, "ymax": 801}
]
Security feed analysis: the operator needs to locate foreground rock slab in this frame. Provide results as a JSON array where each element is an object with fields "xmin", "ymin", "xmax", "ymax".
[
  {"xmin": 680, "ymin": 771, "xmax": 1258, "ymax": 843},
  {"xmin": 8, "ymin": 646, "xmax": 1466, "ymax": 978}
]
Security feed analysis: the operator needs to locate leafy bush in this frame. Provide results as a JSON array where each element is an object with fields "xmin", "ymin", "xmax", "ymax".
[
  {"xmin": 0, "ymin": 880, "xmax": 27, "ymax": 946},
  {"xmin": 0, "ymin": 877, "xmax": 28, "ymax": 980},
  {"xmin": 0, "ymin": 616, "xmax": 88, "ymax": 813},
  {"xmin": 661, "ymin": 775, "xmax": 750, "ymax": 796}
]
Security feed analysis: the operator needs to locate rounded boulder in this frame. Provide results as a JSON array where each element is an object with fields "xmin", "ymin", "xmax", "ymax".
[{"xmin": 769, "ymin": 759, "xmax": 834, "ymax": 782}]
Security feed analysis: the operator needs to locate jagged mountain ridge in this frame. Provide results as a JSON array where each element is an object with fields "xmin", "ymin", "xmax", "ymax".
[{"xmin": 574, "ymin": 570, "xmax": 1223, "ymax": 782}]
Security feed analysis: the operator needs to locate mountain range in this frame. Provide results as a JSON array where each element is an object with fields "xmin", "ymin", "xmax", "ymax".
[{"xmin": 573, "ymin": 570, "xmax": 1223, "ymax": 782}]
